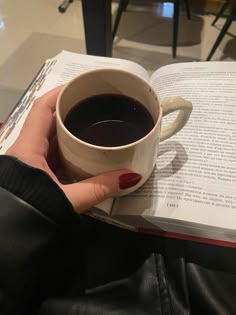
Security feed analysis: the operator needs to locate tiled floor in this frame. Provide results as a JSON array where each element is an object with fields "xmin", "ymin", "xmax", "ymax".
[{"xmin": 0, "ymin": 0, "xmax": 236, "ymax": 121}]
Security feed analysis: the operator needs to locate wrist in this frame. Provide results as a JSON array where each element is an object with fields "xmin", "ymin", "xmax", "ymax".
[{"xmin": 0, "ymin": 155, "xmax": 78, "ymax": 225}]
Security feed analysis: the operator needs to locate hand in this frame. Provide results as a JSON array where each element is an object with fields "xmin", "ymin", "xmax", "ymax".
[{"xmin": 6, "ymin": 87, "xmax": 142, "ymax": 213}]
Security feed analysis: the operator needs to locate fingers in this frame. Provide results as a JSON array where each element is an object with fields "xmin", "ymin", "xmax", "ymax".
[
  {"xmin": 21, "ymin": 86, "xmax": 62, "ymax": 140},
  {"xmin": 62, "ymin": 170, "xmax": 142, "ymax": 213},
  {"xmin": 16, "ymin": 86, "xmax": 63, "ymax": 157}
]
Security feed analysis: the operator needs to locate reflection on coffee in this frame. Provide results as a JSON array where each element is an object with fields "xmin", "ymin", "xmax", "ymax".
[{"xmin": 64, "ymin": 94, "xmax": 155, "ymax": 147}]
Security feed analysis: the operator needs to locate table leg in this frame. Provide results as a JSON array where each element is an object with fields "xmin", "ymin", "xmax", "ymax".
[{"xmin": 81, "ymin": 0, "xmax": 112, "ymax": 57}]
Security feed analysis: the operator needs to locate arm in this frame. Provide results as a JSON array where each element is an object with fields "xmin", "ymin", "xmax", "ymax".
[
  {"xmin": 0, "ymin": 87, "xmax": 140, "ymax": 315},
  {"xmin": 0, "ymin": 157, "xmax": 77, "ymax": 315}
]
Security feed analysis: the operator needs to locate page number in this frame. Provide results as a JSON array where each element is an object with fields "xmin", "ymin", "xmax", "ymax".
[{"xmin": 167, "ymin": 203, "xmax": 178, "ymax": 208}]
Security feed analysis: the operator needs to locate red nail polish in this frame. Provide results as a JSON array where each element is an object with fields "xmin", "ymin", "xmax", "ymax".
[{"xmin": 119, "ymin": 173, "xmax": 142, "ymax": 190}]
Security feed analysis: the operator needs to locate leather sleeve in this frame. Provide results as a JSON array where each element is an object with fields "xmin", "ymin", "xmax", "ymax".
[{"xmin": 0, "ymin": 156, "xmax": 79, "ymax": 315}]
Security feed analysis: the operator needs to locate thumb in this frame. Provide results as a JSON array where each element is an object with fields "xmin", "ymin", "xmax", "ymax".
[{"xmin": 62, "ymin": 170, "xmax": 142, "ymax": 213}]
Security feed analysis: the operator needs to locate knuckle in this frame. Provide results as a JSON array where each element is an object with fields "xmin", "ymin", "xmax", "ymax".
[
  {"xmin": 32, "ymin": 97, "xmax": 43, "ymax": 109},
  {"xmin": 93, "ymin": 180, "xmax": 108, "ymax": 202}
]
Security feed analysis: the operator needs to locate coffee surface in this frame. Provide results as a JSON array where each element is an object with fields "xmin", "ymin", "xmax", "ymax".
[{"xmin": 64, "ymin": 94, "xmax": 154, "ymax": 147}]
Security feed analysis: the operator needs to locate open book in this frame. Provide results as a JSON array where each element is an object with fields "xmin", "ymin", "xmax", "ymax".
[{"xmin": 0, "ymin": 51, "xmax": 236, "ymax": 247}]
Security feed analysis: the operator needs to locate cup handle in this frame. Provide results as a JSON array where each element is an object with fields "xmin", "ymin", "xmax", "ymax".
[{"xmin": 160, "ymin": 96, "xmax": 192, "ymax": 142}]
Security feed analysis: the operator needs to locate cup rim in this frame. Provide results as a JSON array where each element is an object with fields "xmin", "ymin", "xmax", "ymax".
[{"xmin": 56, "ymin": 68, "xmax": 162, "ymax": 151}]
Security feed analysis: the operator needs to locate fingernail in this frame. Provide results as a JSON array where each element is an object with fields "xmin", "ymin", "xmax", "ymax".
[{"xmin": 119, "ymin": 173, "xmax": 142, "ymax": 190}]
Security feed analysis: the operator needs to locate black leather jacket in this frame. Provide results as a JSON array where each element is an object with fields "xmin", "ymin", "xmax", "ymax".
[{"xmin": 0, "ymin": 156, "xmax": 236, "ymax": 315}]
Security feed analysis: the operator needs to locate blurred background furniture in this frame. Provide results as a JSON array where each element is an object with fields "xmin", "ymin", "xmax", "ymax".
[
  {"xmin": 207, "ymin": 0, "xmax": 236, "ymax": 60},
  {"xmin": 58, "ymin": 0, "xmax": 73, "ymax": 13},
  {"xmin": 112, "ymin": 0, "xmax": 191, "ymax": 58},
  {"xmin": 81, "ymin": 0, "xmax": 112, "ymax": 56},
  {"xmin": 58, "ymin": 0, "xmax": 112, "ymax": 56},
  {"xmin": 211, "ymin": 0, "xmax": 231, "ymax": 26}
]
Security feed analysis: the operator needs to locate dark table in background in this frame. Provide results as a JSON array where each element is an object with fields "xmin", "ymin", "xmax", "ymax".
[{"xmin": 81, "ymin": 0, "xmax": 112, "ymax": 57}]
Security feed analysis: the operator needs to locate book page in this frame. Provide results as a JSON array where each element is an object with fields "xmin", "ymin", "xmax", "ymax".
[
  {"xmin": 0, "ymin": 50, "xmax": 149, "ymax": 154},
  {"xmin": 36, "ymin": 50, "xmax": 149, "ymax": 97},
  {"xmin": 113, "ymin": 62, "xmax": 236, "ymax": 232}
]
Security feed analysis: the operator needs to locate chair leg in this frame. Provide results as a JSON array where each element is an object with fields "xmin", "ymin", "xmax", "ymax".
[
  {"xmin": 123, "ymin": 0, "xmax": 129, "ymax": 11},
  {"xmin": 206, "ymin": 14, "xmax": 234, "ymax": 60},
  {"xmin": 58, "ymin": 0, "xmax": 73, "ymax": 13},
  {"xmin": 212, "ymin": 0, "xmax": 230, "ymax": 26},
  {"xmin": 112, "ymin": 0, "xmax": 127, "ymax": 40},
  {"xmin": 184, "ymin": 0, "xmax": 191, "ymax": 20},
  {"xmin": 173, "ymin": 0, "xmax": 179, "ymax": 58}
]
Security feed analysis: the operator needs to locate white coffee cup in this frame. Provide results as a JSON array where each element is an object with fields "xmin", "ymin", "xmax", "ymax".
[{"xmin": 56, "ymin": 69, "xmax": 192, "ymax": 195}]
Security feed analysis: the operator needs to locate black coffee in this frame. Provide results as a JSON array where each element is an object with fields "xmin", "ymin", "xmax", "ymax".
[{"xmin": 64, "ymin": 94, "xmax": 155, "ymax": 147}]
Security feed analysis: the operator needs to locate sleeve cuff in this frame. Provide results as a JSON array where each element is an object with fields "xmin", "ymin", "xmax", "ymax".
[{"xmin": 0, "ymin": 155, "xmax": 78, "ymax": 226}]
